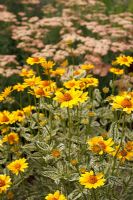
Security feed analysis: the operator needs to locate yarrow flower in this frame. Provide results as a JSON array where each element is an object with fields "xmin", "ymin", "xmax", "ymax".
[
  {"xmin": 0, "ymin": 174, "xmax": 11, "ymax": 194},
  {"xmin": 7, "ymin": 158, "xmax": 28, "ymax": 175},
  {"xmin": 45, "ymin": 190, "xmax": 67, "ymax": 200},
  {"xmin": 79, "ymin": 171, "xmax": 106, "ymax": 189},
  {"xmin": 116, "ymin": 55, "xmax": 133, "ymax": 67},
  {"xmin": 87, "ymin": 136, "xmax": 114, "ymax": 155}
]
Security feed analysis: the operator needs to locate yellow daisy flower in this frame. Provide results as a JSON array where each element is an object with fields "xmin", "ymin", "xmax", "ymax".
[
  {"xmin": 2, "ymin": 132, "xmax": 19, "ymax": 145},
  {"xmin": 81, "ymin": 64, "xmax": 94, "ymax": 71},
  {"xmin": 109, "ymin": 67, "xmax": 124, "ymax": 75},
  {"xmin": 51, "ymin": 68, "xmax": 66, "ymax": 76},
  {"xmin": 20, "ymin": 69, "xmax": 35, "ymax": 77},
  {"xmin": 0, "ymin": 174, "xmax": 11, "ymax": 194},
  {"xmin": 13, "ymin": 83, "xmax": 27, "ymax": 92},
  {"xmin": 116, "ymin": 55, "xmax": 133, "ymax": 67},
  {"xmin": 26, "ymin": 57, "xmax": 45, "ymax": 65},
  {"xmin": 45, "ymin": 190, "xmax": 67, "ymax": 200},
  {"xmin": 0, "ymin": 111, "xmax": 15, "ymax": 125},
  {"xmin": 112, "ymin": 146, "xmax": 133, "ymax": 162},
  {"xmin": 24, "ymin": 76, "xmax": 41, "ymax": 87},
  {"xmin": 79, "ymin": 171, "xmax": 106, "ymax": 189},
  {"xmin": 111, "ymin": 95, "xmax": 133, "ymax": 114},
  {"xmin": 79, "ymin": 77, "xmax": 99, "ymax": 89},
  {"xmin": 41, "ymin": 60, "xmax": 55, "ymax": 70},
  {"xmin": 64, "ymin": 79, "xmax": 80, "ymax": 89},
  {"xmin": 23, "ymin": 105, "xmax": 35, "ymax": 115},
  {"xmin": 87, "ymin": 136, "xmax": 114, "ymax": 155},
  {"xmin": 0, "ymin": 87, "xmax": 12, "ymax": 102},
  {"xmin": 54, "ymin": 89, "xmax": 88, "ymax": 108},
  {"xmin": 7, "ymin": 158, "xmax": 28, "ymax": 175}
]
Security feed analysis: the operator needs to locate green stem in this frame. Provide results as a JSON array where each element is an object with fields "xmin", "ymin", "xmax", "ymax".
[{"xmin": 67, "ymin": 108, "xmax": 72, "ymax": 161}]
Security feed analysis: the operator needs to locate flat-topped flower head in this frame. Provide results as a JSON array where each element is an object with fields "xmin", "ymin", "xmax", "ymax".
[
  {"xmin": 45, "ymin": 190, "xmax": 67, "ymax": 200},
  {"xmin": 51, "ymin": 68, "xmax": 66, "ymax": 76},
  {"xmin": 116, "ymin": 55, "xmax": 133, "ymax": 67},
  {"xmin": 54, "ymin": 89, "xmax": 88, "ymax": 108},
  {"xmin": 109, "ymin": 67, "xmax": 124, "ymax": 75},
  {"xmin": 111, "ymin": 94, "xmax": 133, "ymax": 114},
  {"xmin": 7, "ymin": 158, "xmax": 28, "ymax": 175},
  {"xmin": 112, "ymin": 146, "xmax": 133, "ymax": 162},
  {"xmin": 41, "ymin": 60, "xmax": 55, "ymax": 70},
  {"xmin": 2, "ymin": 132, "xmax": 19, "ymax": 145},
  {"xmin": 79, "ymin": 171, "xmax": 106, "ymax": 189},
  {"xmin": 64, "ymin": 79, "xmax": 80, "ymax": 89},
  {"xmin": 79, "ymin": 77, "xmax": 99, "ymax": 89},
  {"xmin": 20, "ymin": 69, "xmax": 35, "ymax": 77},
  {"xmin": 26, "ymin": 57, "xmax": 45, "ymax": 65},
  {"xmin": 24, "ymin": 76, "xmax": 41, "ymax": 87},
  {"xmin": 87, "ymin": 136, "xmax": 114, "ymax": 155},
  {"xmin": 0, "ymin": 174, "xmax": 11, "ymax": 194},
  {"xmin": 0, "ymin": 111, "xmax": 15, "ymax": 125},
  {"xmin": 81, "ymin": 64, "xmax": 94, "ymax": 71}
]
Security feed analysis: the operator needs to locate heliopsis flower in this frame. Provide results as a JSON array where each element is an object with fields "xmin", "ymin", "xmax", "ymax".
[
  {"xmin": 2, "ymin": 132, "xmax": 19, "ymax": 145},
  {"xmin": 125, "ymin": 141, "xmax": 133, "ymax": 151},
  {"xmin": 111, "ymin": 95, "xmax": 133, "ymax": 114},
  {"xmin": 116, "ymin": 55, "xmax": 133, "ymax": 67},
  {"xmin": 112, "ymin": 146, "xmax": 133, "ymax": 162},
  {"xmin": 51, "ymin": 68, "xmax": 66, "ymax": 76},
  {"xmin": 12, "ymin": 110, "xmax": 25, "ymax": 122},
  {"xmin": 0, "ymin": 175, "xmax": 11, "ymax": 194},
  {"xmin": 13, "ymin": 83, "xmax": 27, "ymax": 92},
  {"xmin": 60, "ymin": 59, "xmax": 68, "ymax": 68},
  {"xmin": 24, "ymin": 76, "xmax": 41, "ymax": 87},
  {"xmin": 45, "ymin": 190, "xmax": 67, "ymax": 200},
  {"xmin": 23, "ymin": 105, "xmax": 35, "ymax": 115},
  {"xmin": 26, "ymin": 57, "xmax": 45, "ymax": 65},
  {"xmin": 7, "ymin": 158, "xmax": 28, "ymax": 175},
  {"xmin": 54, "ymin": 89, "xmax": 88, "ymax": 108},
  {"xmin": 41, "ymin": 60, "xmax": 55, "ymax": 70},
  {"xmin": 109, "ymin": 67, "xmax": 124, "ymax": 75},
  {"xmin": 87, "ymin": 136, "xmax": 114, "ymax": 155},
  {"xmin": 30, "ymin": 87, "xmax": 52, "ymax": 98},
  {"xmin": 64, "ymin": 79, "xmax": 80, "ymax": 89},
  {"xmin": 20, "ymin": 69, "xmax": 35, "ymax": 77},
  {"xmin": 0, "ymin": 111, "xmax": 15, "ymax": 125},
  {"xmin": 79, "ymin": 77, "xmax": 98, "ymax": 89},
  {"xmin": 79, "ymin": 171, "xmax": 106, "ymax": 189},
  {"xmin": 0, "ymin": 87, "xmax": 12, "ymax": 102},
  {"xmin": 81, "ymin": 64, "xmax": 94, "ymax": 71}
]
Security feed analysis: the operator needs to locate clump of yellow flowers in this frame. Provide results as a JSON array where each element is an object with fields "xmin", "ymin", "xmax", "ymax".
[{"xmin": 0, "ymin": 54, "xmax": 133, "ymax": 199}]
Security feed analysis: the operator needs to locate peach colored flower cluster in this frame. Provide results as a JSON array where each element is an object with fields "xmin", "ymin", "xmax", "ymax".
[{"xmin": 0, "ymin": 5, "xmax": 16, "ymax": 22}]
